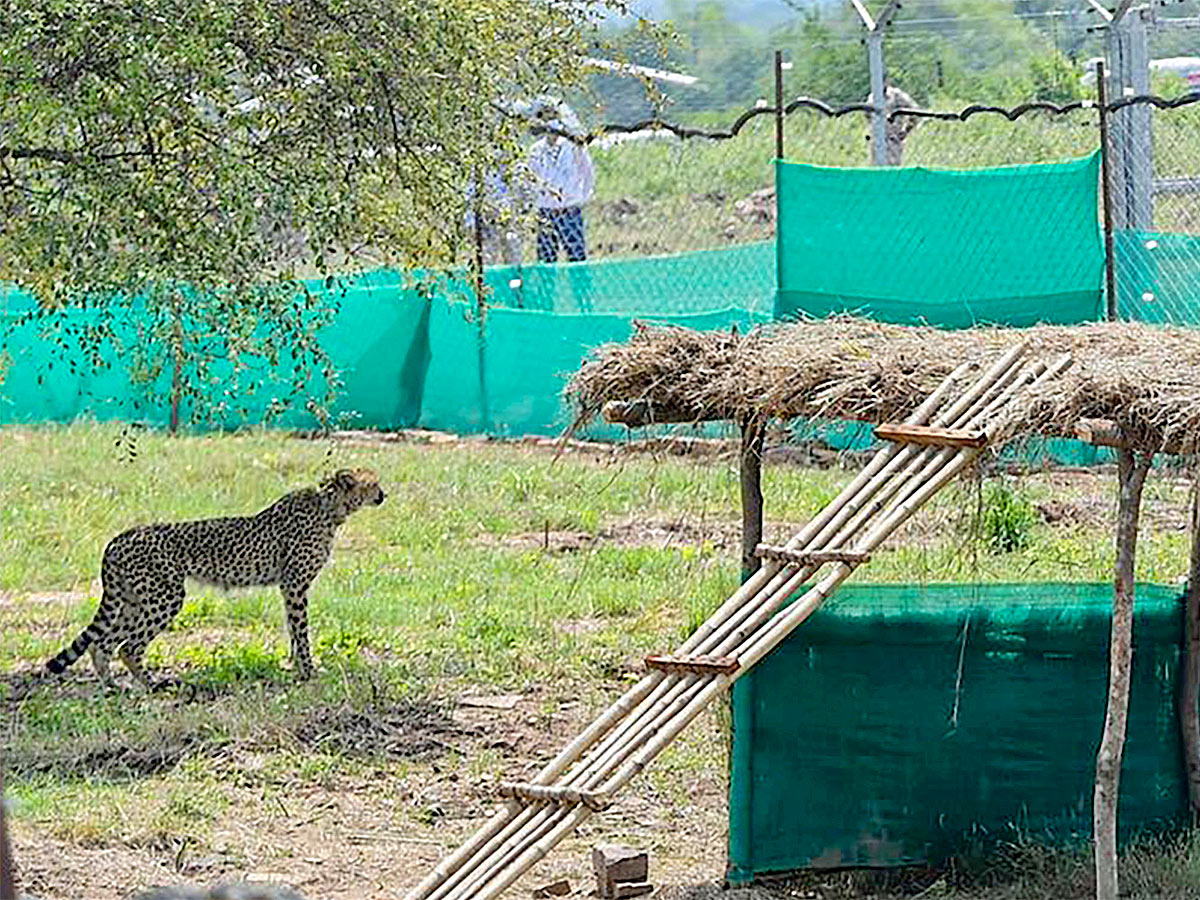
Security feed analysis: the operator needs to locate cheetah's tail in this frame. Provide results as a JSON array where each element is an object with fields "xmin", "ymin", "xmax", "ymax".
[{"xmin": 45, "ymin": 592, "xmax": 117, "ymax": 674}]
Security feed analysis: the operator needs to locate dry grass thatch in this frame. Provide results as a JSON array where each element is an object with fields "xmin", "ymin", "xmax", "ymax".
[{"xmin": 567, "ymin": 317, "xmax": 1200, "ymax": 456}]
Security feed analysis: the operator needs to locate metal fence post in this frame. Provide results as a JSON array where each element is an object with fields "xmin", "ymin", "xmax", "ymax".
[
  {"xmin": 1126, "ymin": 8, "xmax": 1153, "ymax": 230},
  {"xmin": 867, "ymin": 31, "xmax": 887, "ymax": 166},
  {"xmin": 774, "ymin": 49, "xmax": 784, "ymax": 161}
]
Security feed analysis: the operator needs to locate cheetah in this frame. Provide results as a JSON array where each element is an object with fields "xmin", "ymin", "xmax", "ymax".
[{"xmin": 45, "ymin": 468, "xmax": 386, "ymax": 689}]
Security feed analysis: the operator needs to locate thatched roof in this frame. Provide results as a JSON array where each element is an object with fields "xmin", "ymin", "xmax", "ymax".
[{"xmin": 567, "ymin": 318, "xmax": 1200, "ymax": 456}]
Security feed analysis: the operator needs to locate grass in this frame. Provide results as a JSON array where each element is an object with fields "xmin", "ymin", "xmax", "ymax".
[{"xmin": 1, "ymin": 423, "xmax": 1198, "ymax": 897}]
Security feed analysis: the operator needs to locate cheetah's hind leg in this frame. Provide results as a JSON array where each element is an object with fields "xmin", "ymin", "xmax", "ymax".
[{"xmin": 117, "ymin": 573, "xmax": 186, "ymax": 692}]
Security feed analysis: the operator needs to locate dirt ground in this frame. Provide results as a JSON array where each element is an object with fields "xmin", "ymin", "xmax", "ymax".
[{"xmin": 8, "ymin": 687, "xmax": 737, "ymax": 900}]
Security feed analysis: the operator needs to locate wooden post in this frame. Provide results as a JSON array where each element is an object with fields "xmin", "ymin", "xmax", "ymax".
[
  {"xmin": 1, "ymin": 753, "xmax": 15, "ymax": 900},
  {"xmin": 739, "ymin": 419, "xmax": 765, "ymax": 580},
  {"xmin": 1096, "ymin": 60, "xmax": 1119, "ymax": 322},
  {"xmin": 1093, "ymin": 445, "xmax": 1152, "ymax": 900},
  {"xmin": 1182, "ymin": 478, "xmax": 1200, "ymax": 822}
]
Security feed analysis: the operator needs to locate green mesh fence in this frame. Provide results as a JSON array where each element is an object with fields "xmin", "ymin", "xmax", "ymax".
[
  {"xmin": 774, "ymin": 154, "xmax": 1106, "ymax": 327},
  {"xmin": 0, "ymin": 249, "xmax": 771, "ymax": 436},
  {"xmin": 728, "ymin": 582, "xmax": 1187, "ymax": 882},
  {"xmin": 1115, "ymin": 230, "xmax": 1200, "ymax": 326}
]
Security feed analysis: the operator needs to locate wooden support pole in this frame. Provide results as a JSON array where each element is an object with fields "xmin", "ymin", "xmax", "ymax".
[
  {"xmin": 1094, "ymin": 445, "xmax": 1152, "ymax": 900},
  {"xmin": 645, "ymin": 654, "xmax": 739, "ymax": 676},
  {"xmin": 496, "ymin": 783, "xmax": 610, "ymax": 811},
  {"xmin": 754, "ymin": 545, "xmax": 870, "ymax": 566},
  {"xmin": 1182, "ymin": 478, "xmax": 1200, "ymax": 823},
  {"xmin": 1075, "ymin": 418, "xmax": 1182, "ymax": 456},
  {"xmin": 740, "ymin": 419, "xmax": 765, "ymax": 579},
  {"xmin": 874, "ymin": 423, "xmax": 988, "ymax": 449}
]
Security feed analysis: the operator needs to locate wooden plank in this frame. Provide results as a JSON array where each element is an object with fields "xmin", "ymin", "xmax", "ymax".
[
  {"xmin": 497, "ymin": 782, "xmax": 611, "ymax": 811},
  {"xmin": 754, "ymin": 544, "xmax": 870, "ymax": 566},
  {"xmin": 874, "ymin": 422, "xmax": 988, "ymax": 448},
  {"xmin": 644, "ymin": 654, "xmax": 740, "ymax": 676},
  {"xmin": 602, "ymin": 400, "xmax": 701, "ymax": 427}
]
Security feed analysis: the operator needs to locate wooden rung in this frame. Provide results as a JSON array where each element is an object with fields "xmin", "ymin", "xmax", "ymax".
[
  {"xmin": 497, "ymin": 782, "xmax": 611, "ymax": 811},
  {"xmin": 644, "ymin": 654, "xmax": 740, "ymax": 676},
  {"xmin": 754, "ymin": 544, "xmax": 870, "ymax": 566},
  {"xmin": 874, "ymin": 423, "xmax": 988, "ymax": 448}
]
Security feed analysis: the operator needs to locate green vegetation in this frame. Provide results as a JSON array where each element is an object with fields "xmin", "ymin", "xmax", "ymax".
[
  {"xmin": 977, "ymin": 480, "xmax": 1039, "ymax": 555},
  {"xmin": 0, "ymin": 0, "xmax": 644, "ymax": 425},
  {"xmin": 0, "ymin": 425, "xmax": 1196, "ymax": 895}
]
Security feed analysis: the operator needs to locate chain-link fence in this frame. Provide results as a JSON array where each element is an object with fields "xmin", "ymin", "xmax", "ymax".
[{"xmin": 1110, "ymin": 95, "xmax": 1200, "ymax": 325}]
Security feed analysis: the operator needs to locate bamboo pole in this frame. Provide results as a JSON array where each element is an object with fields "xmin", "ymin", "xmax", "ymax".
[
  {"xmin": 820, "ymin": 360, "xmax": 1047, "ymax": 557},
  {"xmin": 678, "ymin": 359, "xmax": 976, "ymax": 653},
  {"xmin": 732, "ymin": 360, "xmax": 1071, "ymax": 687},
  {"xmin": 407, "ymin": 674, "xmax": 664, "ymax": 900},
  {"xmin": 474, "ymin": 806, "xmax": 595, "ymax": 900},
  {"xmin": 441, "ymin": 807, "xmax": 570, "ymax": 900},
  {"xmin": 569, "ymin": 353, "xmax": 1035, "ymax": 793},
  {"xmin": 1094, "ymin": 445, "xmax": 1153, "ymax": 900},
  {"xmin": 409, "ymin": 343, "xmax": 1064, "ymax": 900},
  {"xmin": 832, "ymin": 361, "xmax": 1051, "ymax": 546},
  {"xmin": 475, "ymin": 352, "xmax": 1052, "ymax": 889},
  {"xmin": 1183, "ymin": 478, "xmax": 1200, "ymax": 822},
  {"xmin": 579, "ymin": 353, "xmax": 1046, "ymax": 793}
]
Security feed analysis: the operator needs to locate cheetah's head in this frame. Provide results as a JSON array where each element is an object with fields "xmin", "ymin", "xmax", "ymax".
[{"xmin": 321, "ymin": 468, "xmax": 386, "ymax": 516}]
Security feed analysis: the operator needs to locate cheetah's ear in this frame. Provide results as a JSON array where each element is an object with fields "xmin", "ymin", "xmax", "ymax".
[{"xmin": 320, "ymin": 469, "xmax": 358, "ymax": 491}]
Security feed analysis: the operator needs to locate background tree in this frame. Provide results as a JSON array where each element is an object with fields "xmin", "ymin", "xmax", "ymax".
[{"xmin": 0, "ymin": 0, "xmax": 632, "ymax": 426}]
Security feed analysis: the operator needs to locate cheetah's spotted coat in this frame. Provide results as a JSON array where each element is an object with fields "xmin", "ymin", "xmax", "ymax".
[{"xmin": 45, "ymin": 468, "xmax": 386, "ymax": 688}]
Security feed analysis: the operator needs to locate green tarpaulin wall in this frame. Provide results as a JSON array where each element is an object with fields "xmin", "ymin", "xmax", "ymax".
[
  {"xmin": 728, "ymin": 582, "xmax": 1188, "ymax": 882},
  {"xmin": 774, "ymin": 155, "xmax": 1106, "ymax": 326},
  {"xmin": 0, "ymin": 246, "xmax": 772, "ymax": 436}
]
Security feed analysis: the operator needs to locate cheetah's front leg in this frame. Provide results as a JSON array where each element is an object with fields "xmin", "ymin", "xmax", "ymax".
[{"xmin": 281, "ymin": 580, "xmax": 316, "ymax": 680}]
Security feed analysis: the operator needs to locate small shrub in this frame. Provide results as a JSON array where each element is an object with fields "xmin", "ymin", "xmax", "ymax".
[{"xmin": 979, "ymin": 480, "xmax": 1037, "ymax": 554}]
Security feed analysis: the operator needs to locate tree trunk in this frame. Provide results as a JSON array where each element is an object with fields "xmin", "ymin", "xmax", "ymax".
[
  {"xmin": 169, "ymin": 290, "xmax": 184, "ymax": 434},
  {"xmin": 739, "ymin": 419, "xmax": 765, "ymax": 580},
  {"xmin": 1094, "ymin": 447, "xmax": 1152, "ymax": 900},
  {"xmin": 1, "ymin": 754, "xmax": 15, "ymax": 900},
  {"xmin": 1182, "ymin": 478, "xmax": 1200, "ymax": 822}
]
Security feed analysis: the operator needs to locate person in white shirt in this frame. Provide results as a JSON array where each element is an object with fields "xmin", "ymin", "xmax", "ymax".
[{"xmin": 528, "ymin": 102, "xmax": 595, "ymax": 262}]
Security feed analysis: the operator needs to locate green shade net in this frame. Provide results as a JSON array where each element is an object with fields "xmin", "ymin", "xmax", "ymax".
[
  {"xmin": 774, "ymin": 155, "xmax": 1106, "ymax": 327},
  {"xmin": 1114, "ymin": 229, "xmax": 1200, "ymax": 325},
  {"xmin": 728, "ymin": 582, "xmax": 1187, "ymax": 882},
  {"xmin": 329, "ymin": 240, "xmax": 777, "ymax": 317},
  {"xmin": 0, "ymin": 245, "xmax": 771, "ymax": 436}
]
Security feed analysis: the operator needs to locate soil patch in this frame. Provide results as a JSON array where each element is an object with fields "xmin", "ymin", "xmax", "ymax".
[
  {"xmin": 291, "ymin": 700, "xmax": 478, "ymax": 760},
  {"xmin": 482, "ymin": 517, "xmax": 740, "ymax": 555}
]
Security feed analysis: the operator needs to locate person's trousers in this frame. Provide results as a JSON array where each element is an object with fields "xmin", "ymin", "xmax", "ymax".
[{"xmin": 536, "ymin": 207, "xmax": 587, "ymax": 262}]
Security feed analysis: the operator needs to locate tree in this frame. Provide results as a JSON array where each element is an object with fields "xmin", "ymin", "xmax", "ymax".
[{"xmin": 0, "ymin": 0, "xmax": 629, "ymax": 426}]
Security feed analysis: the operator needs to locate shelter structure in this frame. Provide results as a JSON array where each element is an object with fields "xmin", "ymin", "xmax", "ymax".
[{"xmin": 570, "ymin": 316, "xmax": 1200, "ymax": 900}]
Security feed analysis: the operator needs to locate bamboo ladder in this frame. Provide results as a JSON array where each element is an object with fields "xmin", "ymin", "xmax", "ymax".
[{"xmin": 405, "ymin": 340, "xmax": 1071, "ymax": 900}]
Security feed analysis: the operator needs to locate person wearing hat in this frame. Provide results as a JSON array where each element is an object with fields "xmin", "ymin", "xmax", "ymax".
[{"xmin": 527, "ymin": 100, "xmax": 595, "ymax": 263}]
